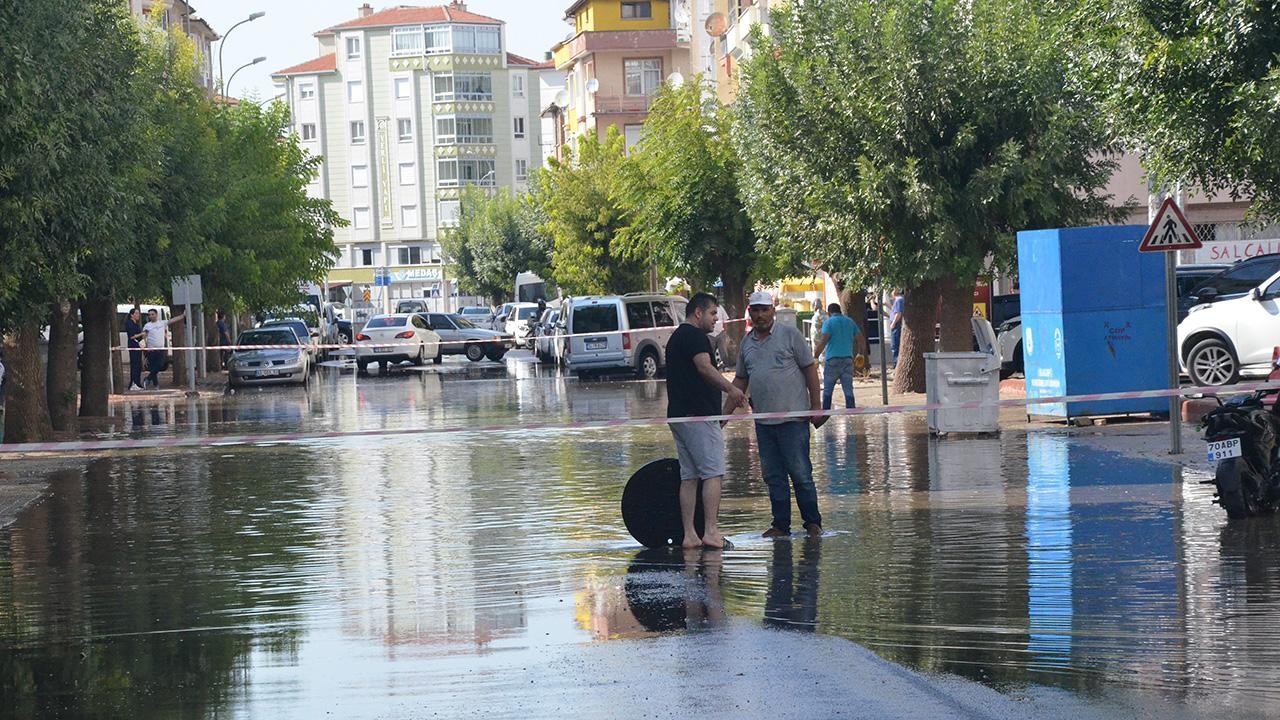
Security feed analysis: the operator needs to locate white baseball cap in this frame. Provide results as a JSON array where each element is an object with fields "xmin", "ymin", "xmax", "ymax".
[{"xmin": 747, "ymin": 291, "xmax": 775, "ymax": 307}]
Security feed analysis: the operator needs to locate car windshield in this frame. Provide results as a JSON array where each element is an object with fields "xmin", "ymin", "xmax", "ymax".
[
  {"xmin": 396, "ymin": 302, "xmax": 424, "ymax": 313},
  {"xmin": 365, "ymin": 316, "xmax": 406, "ymax": 329},
  {"xmin": 452, "ymin": 315, "xmax": 478, "ymax": 329},
  {"xmin": 240, "ymin": 330, "xmax": 299, "ymax": 346},
  {"xmin": 517, "ymin": 307, "xmax": 539, "ymax": 319},
  {"xmin": 1198, "ymin": 257, "xmax": 1280, "ymax": 296},
  {"xmin": 461, "ymin": 308, "xmax": 487, "ymax": 315},
  {"xmin": 263, "ymin": 320, "xmax": 307, "ymax": 337}
]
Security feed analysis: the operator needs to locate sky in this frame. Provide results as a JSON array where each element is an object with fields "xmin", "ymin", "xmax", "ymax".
[{"xmin": 200, "ymin": 1, "xmax": 572, "ymax": 101}]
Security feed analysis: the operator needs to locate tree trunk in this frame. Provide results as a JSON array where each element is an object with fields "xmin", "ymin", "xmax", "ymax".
[
  {"xmin": 3, "ymin": 323, "xmax": 54, "ymax": 443},
  {"xmin": 719, "ymin": 269, "xmax": 750, "ymax": 368},
  {"xmin": 170, "ymin": 310, "xmax": 187, "ymax": 389},
  {"xmin": 893, "ymin": 277, "xmax": 943, "ymax": 394},
  {"xmin": 204, "ymin": 310, "xmax": 221, "ymax": 373},
  {"xmin": 110, "ymin": 306, "xmax": 125, "ymax": 394},
  {"xmin": 46, "ymin": 300, "xmax": 79, "ymax": 433},
  {"xmin": 80, "ymin": 295, "xmax": 113, "ymax": 418},
  {"xmin": 937, "ymin": 275, "xmax": 976, "ymax": 352}
]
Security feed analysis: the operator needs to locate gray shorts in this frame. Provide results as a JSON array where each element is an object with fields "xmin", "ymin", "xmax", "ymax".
[{"xmin": 670, "ymin": 420, "xmax": 726, "ymax": 481}]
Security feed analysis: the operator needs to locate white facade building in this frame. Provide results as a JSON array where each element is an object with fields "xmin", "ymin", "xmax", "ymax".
[{"xmin": 272, "ymin": 3, "xmax": 562, "ymax": 305}]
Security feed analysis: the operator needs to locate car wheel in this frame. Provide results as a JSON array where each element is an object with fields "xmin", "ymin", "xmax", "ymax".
[
  {"xmin": 637, "ymin": 349, "xmax": 660, "ymax": 380},
  {"xmin": 339, "ymin": 331, "xmax": 352, "ymax": 345},
  {"xmin": 413, "ymin": 344, "xmax": 426, "ymax": 366},
  {"xmin": 1188, "ymin": 338, "xmax": 1239, "ymax": 387},
  {"xmin": 485, "ymin": 346, "xmax": 507, "ymax": 362},
  {"xmin": 465, "ymin": 343, "xmax": 485, "ymax": 362},
  {"xmin": 379, "ymin": 361, "xmax": 389, "ymax": 373},
  {"xmin": 1012, "ymin": 343, "xmax": 1024, "ymax": 375},
  {"xmin": 433, "ymin": 347, "xmax": 443, "ymax": 365}
]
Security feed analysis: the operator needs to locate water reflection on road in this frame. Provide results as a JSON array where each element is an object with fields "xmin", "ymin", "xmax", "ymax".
[{"xmin": 2, "ymin": 361, "xmax": 1279, "ymax": 717}]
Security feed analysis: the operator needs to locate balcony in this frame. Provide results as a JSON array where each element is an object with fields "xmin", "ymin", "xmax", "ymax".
[
  {"xmin": 725, "ymin": 4, "xmax": 768, "ymax": 60},
  {"xmin": 558, "ymin": 29, "xmax": 684, "ymax": 66},
  {"xmin": 592, "ymin": 94, "xmax": 653, "ymax": 115}
]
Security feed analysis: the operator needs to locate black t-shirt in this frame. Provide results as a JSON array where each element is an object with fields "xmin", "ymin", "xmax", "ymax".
[{"xmin": 666, "ymin": 323, "xmax": 720, "ymax": 418}]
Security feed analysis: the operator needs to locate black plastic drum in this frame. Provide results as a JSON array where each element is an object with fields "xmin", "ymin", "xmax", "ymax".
[{"xmin": 621, "ymin": 458, "xmax": 704, "ymax": 548}]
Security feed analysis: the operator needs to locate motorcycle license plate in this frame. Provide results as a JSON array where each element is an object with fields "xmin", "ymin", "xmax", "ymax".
[{"xmin": 1207, "ymin": 438, "xmax": 1243, "ymax": 462}]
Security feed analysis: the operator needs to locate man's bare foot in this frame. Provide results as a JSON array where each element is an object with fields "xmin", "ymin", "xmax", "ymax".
[
  {"xmin": 702, "ymin": 531, "xmax": 729, "ymax": 549},
  {"xmin": 681, "ymin": 534, "xmax": 703, "ymax": 549}
]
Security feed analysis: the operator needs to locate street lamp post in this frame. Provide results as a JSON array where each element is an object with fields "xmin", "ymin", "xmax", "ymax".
[
  {"xmin": 226, "ymin": 56, "xmax": 267, "ymax": 98},
  {"xmin": 218, "ymin": 11, "xmax": 265, "ymax": 94}
]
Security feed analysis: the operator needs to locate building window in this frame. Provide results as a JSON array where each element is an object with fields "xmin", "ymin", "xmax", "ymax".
[
  {"xmin": 624, "ymin": 59, "xmax": 662, "ymax": 96},
  {"xmin": 399, "ymin": 162, "xmax": 416, "ymax": 185},
  {"xmin": 512, "ymin": 73, "xmax": 525, "ymax": 97},
  {"xmin": 392, "ymin": 26, "xmax": 425, "ymax": 55},
  {"xmin": 1194, "ymin": 223, "xmax": 1218, "ymax": 244},
  {"xmin": 397, "ymin": 246, "xmax": 423, "ymax": 264},
  {"xmin": 515, "ymin": 159, "xmax": 528, "ymax": 182},
  {"xmin": 438, "ymin": 200, "xmax": 461, "ymax": 226},
  {"xmin": 401, "ymin": 206, "xmax": 420, "ymax": 228},
  {"xmin": 513, "ymin": 116, "xmax": 526, "ymax": 139},
  {"xmin": 621, "ymin": 1, "xmax": 653, "ymax": 19},
  {"xmin": 347, "ymin": 81, "xmax": 364, "ymax": 103},
  {"xmin": 436, "ymin": 158, "xmax": 495, "ymax": 187},
  {"xmin": 299, "ymin": 83, "xmax": 316, "ymax": 100},
  {"xmin": 624, "ymin": 124, "xmax": 643, "ymax": 151},
  {"xmin": 360, "ymin": 248, "xmax": 374, "ymax": 266},
  {"xmin": 353, "ymin": 207, "xmax": 371, "ymax": 229},
  {"xmin": 345, "ymin": 36, "xmax": 362, "ymax": 60},
  {"xmin": 453, "ymin": 25, "xmax": 501, "ymax": 54},
  {"xmin": 351, "ymin": 165, "xmax": 369, "ymax": 187},
  {"xmin": 394, "ymin": 77, "xmax": 412, "ymax": 99},
  {"xmin": 301, "ymin": 123, "xmax": 317, "ymax": 140},
  {"xmin": 398, "ymin": 118, "xmax": 413, "ymax": 142},
  {"xmin": 350, "ymin": 120, "xmax": 366, "ymax": 144},
  {"xmin": 434, "ymin": 116, "xmax": 493, "ymax": 144},
  {"xmin": 433, "ymin": 72, "xmax": 493, "ymax": 102},
  {"xmin": 425, "ymin": 25, "xmax": 451, "ymax": 53}
]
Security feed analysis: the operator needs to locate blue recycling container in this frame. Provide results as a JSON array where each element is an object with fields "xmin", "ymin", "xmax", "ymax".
[{"xmin": 1016, "ymin": 225, "xmax": 1169, "ymax": 418}]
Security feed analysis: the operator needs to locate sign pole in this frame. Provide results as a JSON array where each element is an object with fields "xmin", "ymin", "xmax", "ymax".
[
  {"xmin": 1164, "ymin": 251, "xmax": 1181, "ymax": 454},
  {"xmin": 185, "ymin": 301, "xmax": 196, "ymax": 396},
  {"xmin": 880, "ymin": 287, "xmax": 890, "ymax": 405}
]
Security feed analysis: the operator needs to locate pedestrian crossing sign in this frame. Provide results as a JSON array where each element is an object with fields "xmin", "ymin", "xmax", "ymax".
[{"xmin": 1139, "ymin": 198, "xmax": 1202, "ymax": 252}]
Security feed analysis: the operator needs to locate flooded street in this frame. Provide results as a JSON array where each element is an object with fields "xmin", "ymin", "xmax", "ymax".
[{"xmin": 3, "ymin": 358, "xmax": 1279, "ymax": 718}]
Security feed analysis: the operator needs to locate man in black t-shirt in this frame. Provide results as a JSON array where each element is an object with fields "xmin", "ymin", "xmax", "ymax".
[{"xmin": 666, "ymin": 292, "xmax": 748, "ymax": 549}]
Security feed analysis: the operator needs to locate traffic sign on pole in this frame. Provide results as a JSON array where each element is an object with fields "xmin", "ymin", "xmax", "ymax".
[{"xmin": 1139, "ymin": 197, "xmax": 1202, "ymax": 252}]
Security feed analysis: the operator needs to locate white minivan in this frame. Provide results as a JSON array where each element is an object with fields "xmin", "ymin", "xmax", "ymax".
[{"xmin": 563, "ymin": 294, "xmax": 688, "ymax": 379}]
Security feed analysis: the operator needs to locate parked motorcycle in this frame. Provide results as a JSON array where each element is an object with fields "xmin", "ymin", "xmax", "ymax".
[{"xmin": 1203, "ymin": 391, "xmax": 1280, "ymax": 519}]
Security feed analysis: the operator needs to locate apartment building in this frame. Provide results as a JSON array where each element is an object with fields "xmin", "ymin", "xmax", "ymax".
[
  {"xmin": 128, "ymin": 0, "xmax": 219, "ymax": 90},
  {"xmin": 549, "ymin": 0, "xmax": 718, "ymax": 155},
  {"xmin": 272, "ymin": 3, "xmax": 561, "ymax": 305}
]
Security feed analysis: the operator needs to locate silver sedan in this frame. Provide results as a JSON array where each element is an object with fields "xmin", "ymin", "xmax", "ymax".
[{"xmin": 227, "ymin": 328, "xmax": 311, "ymax": 388}]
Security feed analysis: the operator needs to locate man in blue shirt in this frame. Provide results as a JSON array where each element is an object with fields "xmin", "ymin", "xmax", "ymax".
[
  {"xmin": 814, "ymin": 303, "xmax": 859, "ymax": 410},
  {"xmin": 889, "ymin": 290, "xmax": 905, "ymax": 363}
]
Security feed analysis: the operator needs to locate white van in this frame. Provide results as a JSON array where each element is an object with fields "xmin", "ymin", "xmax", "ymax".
[{"xmin": 563, "ymin": 294, "xmax": 688, "ymax": 379}]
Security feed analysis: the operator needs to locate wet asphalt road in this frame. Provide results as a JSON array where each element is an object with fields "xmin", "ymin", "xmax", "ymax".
[{"xmin": 2, "ymin": 355, "xmax": 1279, "ymax": 718}]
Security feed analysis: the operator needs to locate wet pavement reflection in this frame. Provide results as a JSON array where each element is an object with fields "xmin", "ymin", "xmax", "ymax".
[{"xmin": 2, "ymin": 360, "xmax": 1279, "ymax": 717}]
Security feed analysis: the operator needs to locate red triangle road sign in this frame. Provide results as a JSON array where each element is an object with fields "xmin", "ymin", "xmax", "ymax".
[{"xmin": 1139, "ymin": 197, "xmax": 1202, "ymax": 252}]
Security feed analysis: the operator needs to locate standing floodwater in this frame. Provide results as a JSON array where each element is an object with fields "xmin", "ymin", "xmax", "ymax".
[{"xmin": 2, "ymin": 368, "xmax": 1278, "ymax": 718}]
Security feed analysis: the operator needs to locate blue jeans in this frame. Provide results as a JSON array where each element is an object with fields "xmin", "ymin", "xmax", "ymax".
[
  {"xmin": 822, "ymin": 357, "xmax": 855, "ymax": 410},
  {"xmin": 756, "ymin": 421, "xmax": 821, "ymax": 533},
  {"xmin": 891, "ymin": 327, "xmax": 902, "ymax": 362},
  {"xmin": 129, "ymin": 349, "xmax": 143, "ymax": 387}
]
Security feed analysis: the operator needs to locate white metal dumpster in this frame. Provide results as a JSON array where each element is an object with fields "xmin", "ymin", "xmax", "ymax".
[{"xmin": 924, "ymin": 318, "xmax": 1002, "ymax": 434}]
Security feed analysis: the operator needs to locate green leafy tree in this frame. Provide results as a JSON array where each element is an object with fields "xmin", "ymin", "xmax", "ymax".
[
  {"xmin": 441, "ymin": 185, "xmax": 551, "ymax": 302},
  {"xmin": 538, "ymin": 127, "xmax": 648, "ymax": 295},
  {"xmin": 0, "ymin": 0, "xmax": 157, "ymax": 441},
  {"xmin": 1101, "ymin": 0, "xmax": 1280, "ymax": 221},
  {"xmin": 620, "ymin": 76, "xmax": 776, "ymax": 327},
  {"xmin": 736, "ymin": 0, "xmax": 1122, "ymax": 392}
]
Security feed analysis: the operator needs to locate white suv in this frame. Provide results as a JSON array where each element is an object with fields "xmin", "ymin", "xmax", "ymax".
[
  {"xmin": 1178, "ymin": 266, "xmax": 1280, "ymax": 386},
  {"xmin": 563, "ymin": 294, "xmax": 688, "ymax": 379}
]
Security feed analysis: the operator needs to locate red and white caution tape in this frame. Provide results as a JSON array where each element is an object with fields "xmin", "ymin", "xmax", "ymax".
[
  {"xmin": 2, "ymin": 380, "xmax": 1275, "ymax": 456},
  {"xmin": 112, "ymin": 318, "xmax": 752, "ymax": 352}
]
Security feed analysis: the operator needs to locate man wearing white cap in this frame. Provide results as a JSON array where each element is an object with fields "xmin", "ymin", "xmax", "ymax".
[{"xmin": 727, "ymin": 291, "xmax": 826, "ymax": 537}]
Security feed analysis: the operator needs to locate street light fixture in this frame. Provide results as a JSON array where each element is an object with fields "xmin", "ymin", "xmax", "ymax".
[
  {"xmin": 226, "ymin": 56, "xmax": 267, "ymax": 98},
  {"xmin": 218, "ymin": 11, "xmax": 265, "ymax": 94}
]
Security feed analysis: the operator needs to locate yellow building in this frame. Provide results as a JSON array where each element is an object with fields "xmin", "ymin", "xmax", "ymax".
[{"xmin": 548, "ymin": 0, "xmax": 696, "ymax": 155}]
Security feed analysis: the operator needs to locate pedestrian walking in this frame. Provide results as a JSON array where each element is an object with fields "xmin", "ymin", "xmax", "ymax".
[
  {"xmin": 814, "ymin": 303, "xmax": 859, "ymax": 410},
  {"xmin": 125, "ymin": 307, "xmax": 146, "ymax": 391},
  {"xmin": 215, "ymin": 310, "xmax": 232, "ymax": 369},
  {"xmin": 889, "ymin": 290, "xmax": 905, "ymax": 364},
  {"xmin": 666, "ymin": 292, "xmax": 747, "ymax": 550},
  {"xmin": 729, "ymin": 291, "xmax": 826, "ymax": 538},
  {"xmin": 141, "ymin": 309, "xmax": 185, "ymax": 389}
]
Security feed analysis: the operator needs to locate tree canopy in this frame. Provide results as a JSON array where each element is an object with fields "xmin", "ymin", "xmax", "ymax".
[
  {"xmin": 537, "ymin": 127, "xmax": 648, "ymax": 295},
  {"xmin": 441, "ymin": 184, "xmax": 551, "ymax": 302}
]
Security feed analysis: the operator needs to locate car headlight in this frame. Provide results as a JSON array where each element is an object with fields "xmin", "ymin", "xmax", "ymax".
[{"xmin": 1187, "ymin": 303, "xmax": 1210, "ymax": 315}]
